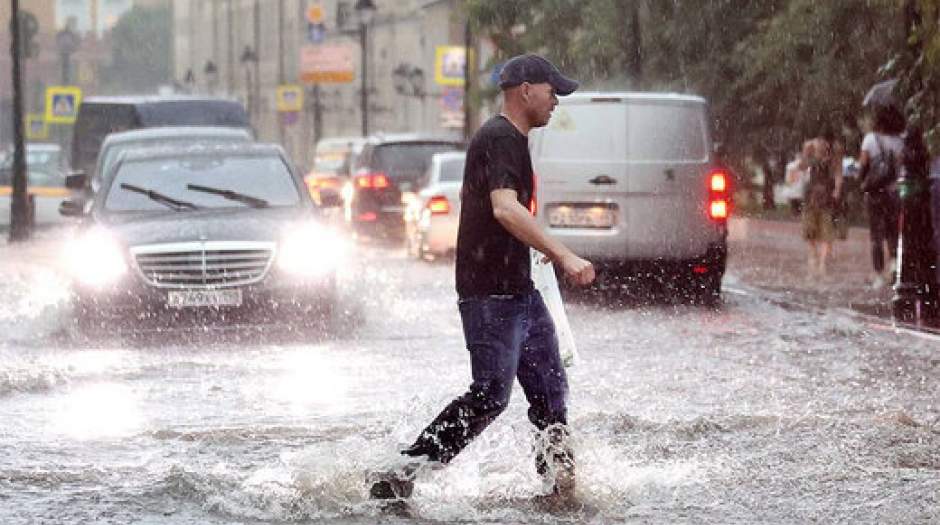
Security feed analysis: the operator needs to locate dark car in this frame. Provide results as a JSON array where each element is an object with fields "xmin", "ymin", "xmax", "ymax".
[
  {"xmin": 70, "ymin": 95, "xmax": 251, "ymax": 178},
  {"xmin": 346, "ymin": 134, "xmax": 463, "ymax": 239},
  {"xmin": 61, "ymin": 144, "xmax": 342, "ymax": 329}
]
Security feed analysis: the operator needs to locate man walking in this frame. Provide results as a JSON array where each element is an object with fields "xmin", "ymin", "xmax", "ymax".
[{"xmin": 369, "ymin": 54, "xmax": 595, "ymax": 501}]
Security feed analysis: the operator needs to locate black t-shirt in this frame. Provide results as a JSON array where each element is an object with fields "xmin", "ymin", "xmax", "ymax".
[{"xmin": 455, "ymin": 115, "xmax": 534, "ymax": 298}]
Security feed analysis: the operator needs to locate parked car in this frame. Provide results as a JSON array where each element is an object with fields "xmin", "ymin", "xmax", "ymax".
[
  {"xmin": 1, "ymin": 143, "xmax": 66, "ymax": 175},
  {"xmin": 70, "ymin": 95, "xmax": 251, "ymax": 178},
  {"xmin": 346, "ymin": 134, "xmax": 463, "ymax": 239},
  {"xmin": 61, "ymin": 144, "xmax": 342, "ymax": 329},
  {"xmin": 529, "ymin": 91, "xmax": 729, "ymax": 303},
  {"xmin": 404, "ymin": 151, "xmax": 465, "ymax": 259},
  {"xmin": 0, "ymin": 166, "xmax": 68, "ymax": 228},
  {"xmin": 304, "ymin": 136, "xmax": 365, "ymax": 207}
]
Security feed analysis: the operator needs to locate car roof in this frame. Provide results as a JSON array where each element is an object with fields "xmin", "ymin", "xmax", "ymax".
[
  {"xmin": 102, "ymin": 126, "xmax": 252, "ymax": 146},
  {"xmin": 364, "ymin": 132, "xmax": 463, "ymax": 146},
  {"xmin": 82, "ymin": 95, "xmax": 243, "ymax": 105},
  {"xmin": 561, "ymin": 91, "xmax": 706, "ymax": 104},
  {"xmin": 26, "ymin": 143, "xmax": 61, "ymax": 151},
  {"xmin": 432, "ymin": 151, "xmax": 466, "ymax": 163},
  {"xmin": 118, "ymin": 143, "xmax": 285, "ymax": 162}
]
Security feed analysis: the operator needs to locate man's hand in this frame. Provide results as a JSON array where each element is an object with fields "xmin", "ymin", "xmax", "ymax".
[{"xmin": 558, "ymin": 253, "xmax": 595, "ymax": 286}]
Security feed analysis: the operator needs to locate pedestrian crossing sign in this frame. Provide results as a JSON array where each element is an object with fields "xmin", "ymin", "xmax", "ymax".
[
  {"xmin": 25, "ymin": 114, "xmax": 48, "ymax": 140},
  {"xmin": 44, "ymin": 86, "xmax": 82, "ymax": 124}
]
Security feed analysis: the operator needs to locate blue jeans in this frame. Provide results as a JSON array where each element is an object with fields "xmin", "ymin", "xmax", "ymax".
[{"xmin": 403, "ymin": 290, "xmax": 569, "ymax": 464}]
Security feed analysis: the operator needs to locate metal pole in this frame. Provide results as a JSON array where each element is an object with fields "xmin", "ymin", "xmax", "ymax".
[
  {"xmin": 277, "ymin": 0, "xmax": 285, "ymax": 146},
  {"xmin": 9, "ymin": 0, "xmax": 30, "ymax": 242},
  {"xmin": 253, "ymin": 0, "xmax": 261, "ymax": 133},
  {"xmin": 360, "ymin": 21, "xmax": 368, "ymax": 136},
  {"xmin": 226, "ymin": 0, "xmax": 234, "ymax": 94}
]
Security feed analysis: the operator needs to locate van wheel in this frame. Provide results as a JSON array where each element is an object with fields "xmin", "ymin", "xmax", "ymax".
[{"xmin": 688, "ymin": 274, "xmax": 722, "ymax": 307}]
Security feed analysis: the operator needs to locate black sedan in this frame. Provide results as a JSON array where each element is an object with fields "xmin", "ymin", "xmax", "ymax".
[{"xmin": 61, "ymin": 144, "xmax": 344, "ymax": 329}]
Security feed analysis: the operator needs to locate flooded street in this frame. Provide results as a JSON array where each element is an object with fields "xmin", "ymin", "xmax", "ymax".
[{"xmin": 1, "ymin": 234, "xmax": 938, "ymax": 524}]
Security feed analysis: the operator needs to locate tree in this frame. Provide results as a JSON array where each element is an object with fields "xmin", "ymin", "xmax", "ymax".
[{"xmin": 103, "ymin": 5, "xmax": 173, "ymax": 94}]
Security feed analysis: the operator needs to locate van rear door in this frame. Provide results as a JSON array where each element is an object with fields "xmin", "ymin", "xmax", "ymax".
[{"xmin": 533, "ymin": 96, "xmax": 713, "ymax": 261}]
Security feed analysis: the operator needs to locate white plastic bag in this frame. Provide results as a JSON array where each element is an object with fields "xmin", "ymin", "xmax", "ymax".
[{"xmin": 531, "ymin": 249, "xmax": 579, "ymax": 367}]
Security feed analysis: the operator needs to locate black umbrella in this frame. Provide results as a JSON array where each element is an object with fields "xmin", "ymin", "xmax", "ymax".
[{"xmin": 862, "ymin": 78, "xmax": 899, "ymax": 109}]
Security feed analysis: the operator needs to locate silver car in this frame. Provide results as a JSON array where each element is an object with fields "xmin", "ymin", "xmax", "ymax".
[{"xmin": 404, "ymin": 151, "xmax": 465, "ymax": 259}]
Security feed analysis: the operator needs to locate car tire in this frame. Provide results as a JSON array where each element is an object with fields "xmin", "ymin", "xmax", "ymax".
[{"xmin": 688, "ymin": 274, "xmax": 722, "ymax": 307}]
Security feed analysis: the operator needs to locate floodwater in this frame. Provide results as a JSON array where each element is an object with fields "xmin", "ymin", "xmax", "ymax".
[{"xmin": 0, "ymin": 236, "xmax": 938, "ymax": 524}]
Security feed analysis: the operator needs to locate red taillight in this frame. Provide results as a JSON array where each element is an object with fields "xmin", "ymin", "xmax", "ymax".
[
  {"xmin": 355, "ymin": 172, "xmax": 390, "ymax": 189},
  {"xmin": 357, "ymin": 211, "xmax": 377, "ymax": 222},
  {"xmin": 707, "ymin": 169, "xmax": 731, "ymax": 221},
  {"xmin": 709, "ymin": 199, "xmax": 728, "ymax": 220},
  {"xmin": 427, "ymin": 195, "xmax": 451, "ymax": 215},
  {"xmin": 710, "ymin": 171, "xmax": 728, "ymax": 193}
]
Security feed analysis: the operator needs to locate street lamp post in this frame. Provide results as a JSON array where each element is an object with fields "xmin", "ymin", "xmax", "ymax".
[
  {"xmin": 392, "ymin": 63, "xmax": 426, "ymax": 131},
  {"xmin": 240, "ymin": 46, "xmax": 258, "ymax": 120},
  {"xmin": 355, "ymin": 0, "xmax": 376, "ymax": 137},
  {"xmin": 204, "ymin": 60, "xmax": 218, "ymax": 95}
]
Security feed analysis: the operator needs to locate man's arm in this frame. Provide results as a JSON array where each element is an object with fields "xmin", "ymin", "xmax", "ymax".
[{"xmin": 490, "ymin": 188, "xmax": 595, "ymax": 285}]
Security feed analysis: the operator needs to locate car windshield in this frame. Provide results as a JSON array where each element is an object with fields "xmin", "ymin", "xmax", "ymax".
[
  {"xmin": 439, "ymin": 158, "xmax": 466, "ymax": 183},
  {"xmin": 104, "ymin": 155, "xmax": 300, "ymax": 212},
  {"xmin": 312, "ymin": 152, "xmax": 350, "ymax": 174},
  {"xmin": 372, "ymin": 143, "xmax": 462, "ymax": 182},
  {"xmin": 99, "ymin": 137, "xmax": 249, "ymax": 179}
]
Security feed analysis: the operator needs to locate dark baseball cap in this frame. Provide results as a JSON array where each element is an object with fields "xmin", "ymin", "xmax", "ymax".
[{"xmin": 498, "ymin": 54, "xmax": 579, "ymax": 96}]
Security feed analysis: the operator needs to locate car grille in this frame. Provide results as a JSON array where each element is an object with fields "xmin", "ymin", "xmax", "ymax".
[{"xmin": 131, "ymin": 241, "xmax": 275, "ymax": 289}]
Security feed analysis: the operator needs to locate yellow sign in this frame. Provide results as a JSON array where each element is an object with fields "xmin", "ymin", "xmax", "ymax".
[
  {"xmin": 25, "ymin": 114, "xmax": 48, "ymax": 140},
  {"xmin": 306, "ymin": 5, "xmax": 324, "ymax": 24},
  {"xmin": 44, "ymin": 86, "xmax": 82, "ymax": 124},
  {"xmin": 435, "ymin": 46, "xmax": 466, "ymax": 87},
  {"xmin": 276, "ymin": 85, "xmax": 304, "ymax": 112}
]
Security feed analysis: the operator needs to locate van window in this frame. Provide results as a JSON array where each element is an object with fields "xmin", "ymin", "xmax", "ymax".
[
  {"xmin": 626, "ymin": 103, "xmax": 707, "ymax": 161},
  {"xmin": 538, "ymin": 101, "xmax": 708, "ymax": 162},
  {"xmin": 372, "ymin": 142, "xmax": 461, "ymax": 182},
  {"xmin": 136, "ymin": 101, "xmax": 249, "ymax": 128},
  {"xmin": 72, "ymin": 104, "xmax": 138, "ymax": 173},
  {"xmin": 539, "ymin": 104, "xmax": 626, "ymax": 161}
]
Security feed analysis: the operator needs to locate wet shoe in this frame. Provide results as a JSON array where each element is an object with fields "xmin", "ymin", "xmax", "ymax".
[
  {"xmin": 534, "ymin": 425, "xmax": 576, "ymax": 497},
  {"xmin": 366, "ymin": 454, "xmax": 440, "ymax": 500}
]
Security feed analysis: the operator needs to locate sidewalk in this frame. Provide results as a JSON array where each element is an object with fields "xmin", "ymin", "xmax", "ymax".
[{"xmin": 727, "ymin": 217, "xmax": 893, "ymax": 318}]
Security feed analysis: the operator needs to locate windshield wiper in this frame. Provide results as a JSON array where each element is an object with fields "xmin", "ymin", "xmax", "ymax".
[
  {"xmin": 186, "ymin": 184, "xmax": 269, "ymax": 208},
  {"xmin": 119, "ymin": 183, "xmax": 199, "ymax": 211}
]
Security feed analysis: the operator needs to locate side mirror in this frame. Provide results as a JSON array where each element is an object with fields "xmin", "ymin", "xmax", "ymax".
[
  {"xmin": 65, "ymin": 171, "xmax": 88, "ymax": 190},
  {"xmin": 59, "ymin": 198, "xmax": 86, "ymax": 217}
]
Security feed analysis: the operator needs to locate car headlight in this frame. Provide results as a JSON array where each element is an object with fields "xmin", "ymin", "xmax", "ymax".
[
  {"xmin": 64, "ymin": 228, "xmax": 127, "ymax": 287},
  {"xmin": 277, "ymin": 223, "xmax": 346, "ymax": 278}
]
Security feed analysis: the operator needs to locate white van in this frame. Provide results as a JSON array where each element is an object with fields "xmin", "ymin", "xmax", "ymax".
[{"xmin": 530, "ymin": 92, "xmax": 730, "ymax": 302}]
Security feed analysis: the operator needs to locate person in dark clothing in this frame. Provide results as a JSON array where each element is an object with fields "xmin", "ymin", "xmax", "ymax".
[
  {"xmin": 368, "ymin": 54, "xmax": 595, "ymax": 502},
  {"xmin": 859, "ymin": 105, "xmax": 906, "ymax": 289}
]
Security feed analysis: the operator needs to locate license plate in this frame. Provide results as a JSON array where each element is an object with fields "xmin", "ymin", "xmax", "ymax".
[
  {"xmin": 167, "ymin": 289, "xmax": 243, "ymax": 308},
  {"xmin": 548, "ymin": 204, "xmax": 616, "ymax": 229}
]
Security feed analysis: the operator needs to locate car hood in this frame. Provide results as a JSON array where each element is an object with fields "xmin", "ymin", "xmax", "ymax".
[{"xmin": 97, "ymin": 206, "xmax": 317, "ymax": 247}]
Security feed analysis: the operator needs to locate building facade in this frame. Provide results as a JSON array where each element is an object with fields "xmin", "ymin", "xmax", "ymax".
[{"xmin": 172, "ymin": 0, "xmax": 476, "ymax": 169}]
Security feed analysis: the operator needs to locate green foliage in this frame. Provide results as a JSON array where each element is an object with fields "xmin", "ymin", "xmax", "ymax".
[
  {"xmin": 103, "ymin": 5, "xmax": 173, "ymax": 94},
  {"xmin": 465, "ymin": 0, "xmax": 911, "ymax": 171},
  {"xmin": 893, "ymin": 0, "xmax": 940, "ymax": 152}
]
